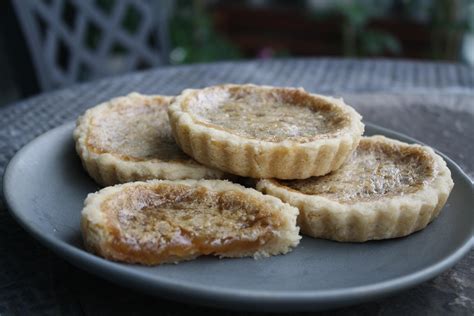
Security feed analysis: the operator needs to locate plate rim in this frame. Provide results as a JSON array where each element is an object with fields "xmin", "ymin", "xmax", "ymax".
[{"xmin": 3, "ymin": 121, "xmax": 473, "ymax": 311}]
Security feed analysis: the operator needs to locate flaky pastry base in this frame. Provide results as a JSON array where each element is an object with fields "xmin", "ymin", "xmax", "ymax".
[
  {"xmin": 168, "ymin": 84, "xmax": 364, "ymax": 179},
  {"xmin": 74, "ymin": 93, "xmax": 224, "ymax": 186},
  {"xmin": 82, "ymin": 179, "xmax": 301, "ymax": 265},
  {"xmin": 257, "ymin": 136, "xmax": 454, "ymax": 242}
]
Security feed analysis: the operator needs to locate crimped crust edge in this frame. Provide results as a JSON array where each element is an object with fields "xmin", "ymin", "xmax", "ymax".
[
  {"xmin": 74, "ymin": 93, "xmax": 225, "ymax": 186},
  {"xmin": 256, "ymin": 136, "xmax": 454, "ymax": 242},
  {"xmin": 168, "ymin": 84, "xmax": 364, "ymax": 179}
]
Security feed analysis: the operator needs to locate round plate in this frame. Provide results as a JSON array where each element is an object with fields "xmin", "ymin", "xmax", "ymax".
[{"xmin": 3, "ymin": 122, "xmax": 473, "ymax": 312}]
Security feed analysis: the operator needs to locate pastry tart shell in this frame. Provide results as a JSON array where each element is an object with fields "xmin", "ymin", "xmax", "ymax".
[
  {"xmin": 257, "ymin": 136, "xmax": 454, "ymax": 242},
  {"xmin": 82, "ymin": 179, "xmax": 301, "ymax": 264},
  {"xmin": 74, "ymin": 93, "xmax": 224, "ymax": 186},
  {"xmin": 168, "ymin": 84, "xmax": 364, "ymax": 179}
]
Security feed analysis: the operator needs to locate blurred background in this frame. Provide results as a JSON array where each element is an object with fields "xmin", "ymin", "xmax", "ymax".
[{"xmin": 1, "ymin": 0, "xmax": 473, "ymax": 107}]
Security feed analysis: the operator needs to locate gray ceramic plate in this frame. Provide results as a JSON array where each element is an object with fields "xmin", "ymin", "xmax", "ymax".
[{"xmin": 3, "ymin": 122, "xmax": 473, "ymax": 312}]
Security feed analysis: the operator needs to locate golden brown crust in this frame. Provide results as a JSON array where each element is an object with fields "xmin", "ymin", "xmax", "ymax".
[
  {"xmin": 81, "ymin": 179, "xmax": 301, "ymax": 265},
  {"xmin": 74, "ymin": 93, "xmax": 225, "ymax": 186},
  {"xmin": 168, "ymin": 84, "xmax": 364, "ymax": 179},
  {"xmin": 257, "ymin": 136, "xmax": 454, "ymax": 242}
]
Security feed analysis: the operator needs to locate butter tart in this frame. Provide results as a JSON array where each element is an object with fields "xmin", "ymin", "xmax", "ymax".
[
  {"xmin": 257, "ymin": 136, "xmax": 454, "ymax": 242},
  {"xmin": 82, "ymin": 179, "xmax": 301, "ymax": 265},
  {"xmin": 168, "ymin": 84, "xmax": 364, "ymax": 179},
  {"xmin": 74, "ymin": 93, "xmax": 224, "ymax": 186}
]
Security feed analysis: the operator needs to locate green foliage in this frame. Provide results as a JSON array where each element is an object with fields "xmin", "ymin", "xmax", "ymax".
[
  {"xmin": 468, "ymin": 2, "xmax": 474, "ymax": 32},
  {"xmin": 338, "ymin": 1, "xmax": 375, "ymax": 29},
  {"xmin": 169, "ymin": 0, "xmax": 241, "ymax": 64},
  {"xmin": 337, "ymin": 0, "xmax": 401, "ymax": 56},
  {"xmin": 429, "ymin": 0, "xmax": 469, "ymax": 59},
  {"xmin": 360, "ymin": 30, "xmax": 401, "ymax": 55}
]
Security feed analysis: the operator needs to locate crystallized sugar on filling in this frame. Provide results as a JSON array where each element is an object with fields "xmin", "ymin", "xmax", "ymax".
[
  {"xmin": 281, "ymin": 140, "xmax": 435, "ymax": 203},
  {"xmin": 189, "ymin": 87, "xmax": 348, "ymax": 142},
  {"xmin": 86, "ymin": 97, "xmax": 189, "ymax": 161},
  {"xmin": 102, "ymin": 184, "xmax": 280, "ymax": 256}
]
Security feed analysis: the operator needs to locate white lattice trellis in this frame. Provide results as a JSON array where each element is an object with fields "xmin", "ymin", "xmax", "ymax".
[{"xmin": 13, "ymin": 0, "xmax": 172, "ymax": 91}]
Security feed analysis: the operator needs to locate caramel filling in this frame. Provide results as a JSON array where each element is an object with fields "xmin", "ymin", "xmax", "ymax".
[
  {"xmin": 280, "ymin": 139, "xmax": 435, "ymax": 203},
  {"xmin": 188, "ymin": 87, "xmax": 349, "ymax": 142},
  {"xmin": 86, "ymin": 96, "xmax": 189, "ymax": 161},
  {"xmin": 102, "ymin": 184, "xmax": 280, "ymax": 262}
]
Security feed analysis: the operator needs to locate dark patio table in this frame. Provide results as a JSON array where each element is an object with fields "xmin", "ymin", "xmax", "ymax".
[{"xmin": 0, "ymin": 58, "xmax": 472, "ymax": 315}]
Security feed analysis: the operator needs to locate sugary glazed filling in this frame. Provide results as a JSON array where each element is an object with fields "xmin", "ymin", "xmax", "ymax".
[
  {"xmin": 102, "ymin": 184, "xmax": 280, "ymax": 258},
  {"xmin": 280, "ymin": 139, "xmax": 435, "ymax": 203},
  {"xmin": 86, "ymin": 96, "xmax": 188, "ymax": 161},
  {"xmin": 186, "ymin": 86, "xmax": 350, "ymax": 142}
]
